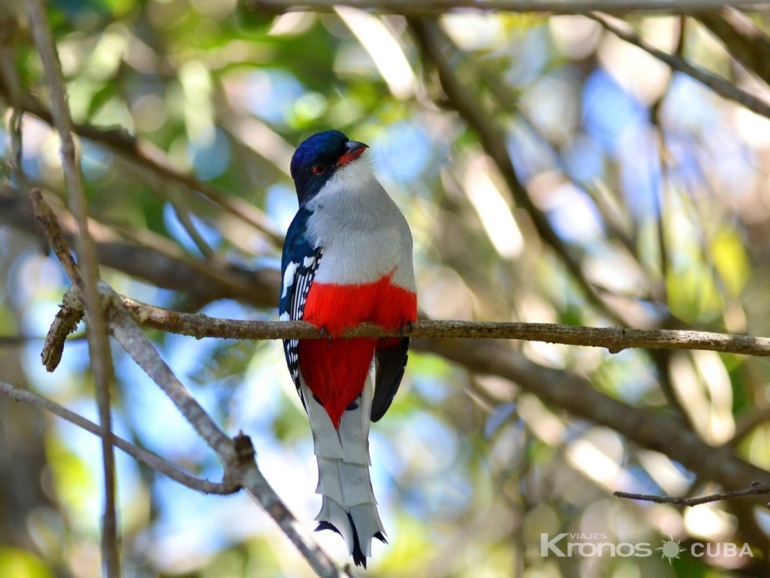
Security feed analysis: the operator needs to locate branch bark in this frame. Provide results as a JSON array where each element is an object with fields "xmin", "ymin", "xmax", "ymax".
[
  {"xmin": 115, "ymin": 295, "xmax": 770, "ymax": 356},
  {"xmin": 697, "ymin": 8, "xmax": 770, "ymax": 86},
  {"xmin": 615, "ymin": 481, "xmax": 770, "ymax": 506},
  {"xmin": 23, "ymin": 1, "xmax": 120, "ymax": 574},
  {"xmin": 244, "ymin": 0, "xmax": 770, "ymax": 15},
  {"xmin": 26, "ymin": 188, "xmax": 348, "ymax": 578}
]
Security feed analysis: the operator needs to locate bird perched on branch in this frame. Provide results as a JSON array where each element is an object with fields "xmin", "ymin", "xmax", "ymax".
[{"xmin": 280, "ymin": 130, "xmax": 417, "ymax": 567}]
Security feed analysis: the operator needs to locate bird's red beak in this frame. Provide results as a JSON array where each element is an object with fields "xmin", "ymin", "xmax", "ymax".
[{"xmin": 338, "ymin": 141, "xmax": 368, "ymax": 166}]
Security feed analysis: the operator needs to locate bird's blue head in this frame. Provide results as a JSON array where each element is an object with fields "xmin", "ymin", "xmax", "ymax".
[{"xmin": 290, "ymin": 130, "xmax": 369, "ymax": 206}]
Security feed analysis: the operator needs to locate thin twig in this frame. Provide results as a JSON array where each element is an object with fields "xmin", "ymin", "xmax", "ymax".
[
  {"xmin": 615, "ymin": 482, "xmax": 770, "ymax": 506},
  {"xmin": 24, "ymin": 1, "xmax": 120, "ymax": 574},
  {"xmin": 591, "ymin": 13, "xmax": 770, "ymax": 120},
  {"xmin": 29, "ymin": 190, "xmax": 82, "ymax": 286},
  {"xmin": 0, "ymin": 381, "xmax": 235, "ymax": 495}
]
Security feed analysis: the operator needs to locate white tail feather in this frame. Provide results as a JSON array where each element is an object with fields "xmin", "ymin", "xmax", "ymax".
[{"xmin": 300, "ymin": 372, "xmax": 385, "ymax": 563}]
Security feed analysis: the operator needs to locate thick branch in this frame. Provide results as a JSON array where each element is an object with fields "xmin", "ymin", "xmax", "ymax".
[
  {"xmin": 244, "ymin": 0, "xmax": 770, "ymax": 15},
  {"xmin": 698, "ymin": 8, "xmax": 770, "ymax": 86},
  {"xmin": 416, "ymin": 339, "xmax": 770, "ymax": 496}
]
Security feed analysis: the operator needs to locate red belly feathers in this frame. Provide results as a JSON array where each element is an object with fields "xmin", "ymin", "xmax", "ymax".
[{"xmin": 299, "ymin": 273, "xmax": 417, "ymax": 428}]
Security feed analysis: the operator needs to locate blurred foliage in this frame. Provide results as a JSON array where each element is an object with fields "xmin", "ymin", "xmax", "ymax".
[{"xmin": 3, "ymin": 0, "xmax": 770, "ymax": 577}]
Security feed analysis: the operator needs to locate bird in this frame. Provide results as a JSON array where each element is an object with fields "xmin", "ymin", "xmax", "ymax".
[{"xmin": 279, "ymin": 130, "xmax": 417, "ymax": 567}]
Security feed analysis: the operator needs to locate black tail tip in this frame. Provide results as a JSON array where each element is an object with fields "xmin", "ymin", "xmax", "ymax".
[
  {"xmin": 352, "ymin": 548, "xmax": 367, "ymax": 568},
  {"xmin": 315, "ymin": 521, "xmax": 341, "ymax": 536},
  {"xmin": 374, "ymin": 531, "xmax": 388, "ymax": 544}
]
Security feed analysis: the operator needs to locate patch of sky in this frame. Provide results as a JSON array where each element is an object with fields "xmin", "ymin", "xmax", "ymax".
[
  {"xmin": 757, "ymin": 509, "xmax": 770, "ymax": 535},
  {"xmin": 22, "ymin": 336, "xmax": 89, "ymax": 397},
  {"xmin": 604, "ymin": 349, "xmax": 658, "ymax": 403},
  {"xmin": 371, "ymin": 121, "xmax": 432, "ymax": 184},
  {"xmin": 162, "ymin": 331, "xmax": 222, "ymax": 385},
  {"xmin": 147, "ymin": 476, "xmax": 261, "ymax": 566},
  {"xmin": 505, "ymin": 26, "xmax": 551, "ymax": 87},
  {"xmin": 243, "ymin": 69, "xmax": 305, "ymax": 126},
  {"xmin": 368, "ymin": 429, "xmax": 406, "ymax": 486},
  {"xmin": 0, "ymin": 128, "xmax": 6, "ymax": 157},
  {"xmin": 20, "ymin": 147, "xmax": 41, "ymax": 181},
  {"xmin": 582, "ymin": 68, "xmax": 647, "ymax": 154},
  {"xmin": 665, "ymin": 132, "xmax": 703, "ymax": 191},
  {"xmin": 231, "ymin": 340, "xmax": 284, "ymax": 433},
  {"xmin": 81, "ymin": 139, "xmax": 113, "ymax": 181},
  {"xmin": 485, "ymin": 402, "xmax": 517, "ymax": 439},
  {"xmin": 54, "ymin": 399, "xmax": 143, "ymax": 519},
  {"xmin": 522, "ymin": 69, "xmax": 581, "ymax": 142},
  {"xmin": 120, "ymin": 277, "xmax": 177, "ymax": 309},
  {"xmin": 618, "ymin": 123, "xmax": 662, "ymax": 220},
  {"xmin": 563, "ymin": 134, "xmax": 604, "ymax": 183},
  {"xmin": 703, "ymin": 126, "xmax": 757, "ymax": 197},
  {"xmin": 265, "ymin": 183, "xmax": 299, "ymax": 233},
  {"xmin": 200, "ymin": 298, "xmax": 250, "ymax": 320},
  {"xmin": 116, "ymin": 352, "xmax": 212, "ymax": 459},
  {"xmin": 399, "ymin": 413, "xmax": 459, "ymax": 475},
  {"xmin": 507, "ymin": 120, "xmax": 556, "ymax": 182},
  {"xmin": 546, "ymin": 184, "xmax": 605, "ymax": 245},
  {"xmin": 6, "ymin": 252, "xmax": 65, "ymax": 308},
  {"xmin": 660, "ymin": 73, "xmax": 718, "ymax": 134},
  {"xmin": 624, "ymin": 464, "xmax": 665, "ymax": 496},
  {"xmin": 411, "ymin": 374, "xmax": 451, "ymax": 405},
  {"xmin": 20, "ymin": 294, "xmax": 89, "ymax": 395},
  {"xmin": 563, "ymin": 420, "xmax": 592, "ymax": 443},
  {"xmin": 162, "ymin": 202, "xmax": 222, "ymax": 257},
  {"xmin": 636, "ymin": 300, "xmax": 671, "ymax": 324},
  {"xmin": 186, "ymin": 127, "xmax": 231, "ymax": 181}
]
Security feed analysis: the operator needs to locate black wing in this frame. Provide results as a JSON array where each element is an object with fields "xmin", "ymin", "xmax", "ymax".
[
  {"xmin": 279, "ymin": 208, "xmax": 322, "ymax": 403},
  {"xmin": 371, "ymin": 337, "xmax": 410, "ymax": 422}
]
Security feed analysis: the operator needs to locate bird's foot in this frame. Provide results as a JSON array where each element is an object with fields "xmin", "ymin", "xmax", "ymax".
[
  {"xmin": 399, "ymin": 320, "xmax": 414, "ymax": 338},
  {"xmin": 318, "ymin": 325, "xmax": 333, "ymax": 346}
]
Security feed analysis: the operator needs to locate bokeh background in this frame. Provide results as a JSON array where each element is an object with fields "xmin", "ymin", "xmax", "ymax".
[{"xmin": 2, "ymin": 0, "xmax": 770, "ymax": 576}]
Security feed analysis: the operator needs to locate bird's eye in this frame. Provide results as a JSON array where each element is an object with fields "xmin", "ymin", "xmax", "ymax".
[{"xmin": 312, "ymin": 164, "xmax": 326, "ymax": 175}]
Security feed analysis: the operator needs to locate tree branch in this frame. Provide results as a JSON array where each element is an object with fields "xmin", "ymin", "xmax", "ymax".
[
  {"xmin": 244, "ymin": 0, "xmax": 770, "ymax": 16},
  {"xmin": 29, "ymin": 191, "xmax": 346, "ymax": 578},
  {"xmin": 591, "ymin": 13, "xmax": 770, "ymax": 119},
  {"xmin": 23, "ymin": 1, "xmax": 120, "ymax": 573},
  {"xmin": 112, "ymin": 294, "xmax": 770, "ymax": 356},
  {"xmin": 0, "ymin": 381, "xmax": 235, "ymax": 495},
  {"xmin": 697, "ymin": 7, "xmax": 770, "ymax": 87},
  {"xmin": 615, "ymin": 481, "xmax": 770, "ymax": 506}
]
